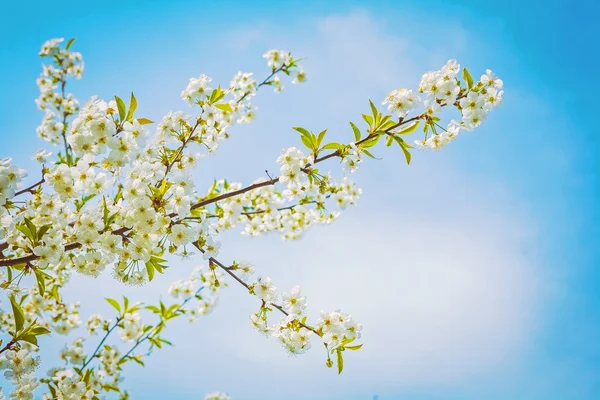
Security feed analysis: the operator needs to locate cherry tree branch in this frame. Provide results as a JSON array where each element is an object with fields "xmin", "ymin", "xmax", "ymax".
[
  {"xmin": 193, "ymin": 244, "xmax": 320, "ymax": 336},
  {"xmin": 0, "ymin": 112, "xmax": 422, "ymax": 268},
  {"xmin": 81, "ymin": 317, "xmax": 122, "ymax": 370},
  {"xmin": 14, "ymin": 177, "xmax": 45, "ymax": 197},
  {"xmin": 0, "ymin": 338, "xmax": 17, "ymax": 355}
]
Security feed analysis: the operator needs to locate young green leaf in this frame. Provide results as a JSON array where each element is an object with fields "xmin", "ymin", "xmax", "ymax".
[
  {"xmin": 30, "ymin": 325, "xmax": 51, "ymax": 336},
  {"xmin": 345, "ymin": 344, "xmax": 363, "ymax": 351},
  {"xmin": 65, "ymin": 38, "xmax": 76, "ymax": 50},
  {"xmin": 292, "ymin": 126, "xmax": 311, "ymax": 137},
  {"xmin": 360, "ymin": 135, "xmax": 380, "ymax": 149},
  {"xmin": 214, "ymin": 103, "xmax": 233, "ymax": 113},
  {"xmin": 316, "ymin": 129, "xmax": 327, "ymax": 148},
  {"xmin": 115, "ymin": 96, "xmax": 127, "ymax": 122},
  {"xmin": 321, "ymin": 142, "xmax": 343, "ymax": 150},
  {"xmin": 19, "ymin": 334, "xmax": 38, "ymax": 346},
  {"xmin": 136, "ymin": 117, "xmax": 154, "ymax": 125},
  {"xmin": 349, "ymin": 122, "xmax": 361, "ymax": 142},
  {"xmin": 15, "ymin": 224, "xmax": 35, "ymax": 244},
  {"xmin": 9, "ymin": 296, "xmax": 25, "ymax": 333},
  {"xmin": 126, "ymin": 93, "xmax": 138, "ymax": 121},
  {"xmin": 300, "ymin": 134, "xmax": 314, "ymax": 151},
  {"xmin": 145, "ymin": 260, "xmax": 155, "ymax": 282},
  {"xmin": 401, "ymin": 144, "xmax": 412, "ymax": 164},
  {"xmin": 362, "ymin": 149, "xmax": 381, "ymax": 160},
  {"xmin": 463, "ymin": 68, "xmax": 474, "ymax": 90},
  {"xmin": 369, "ymin": 100, "xmax": 380, "ymax": 126},
  {"xmin": 105, "ymin": 298, "xmax": 121, "ymax": 313},
  {"xmin": 336, "ymin": 349, "xmax": 344, "ymax": 374},
  {"xmin": 23, "ymin": 218, "xmax": 37, "ymax": 242},
  {"xmin": 397, "ymin": 121, "xmax": 420, "ymax": 135},
  {"xmin": 34, "ymin": 269, "xmax": 45, "ymax": 296}
]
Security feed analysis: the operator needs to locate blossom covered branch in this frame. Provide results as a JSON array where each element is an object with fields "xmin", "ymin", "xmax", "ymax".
[{"xmin": 0, "ymin": 37, "xmax": 502, "ymax": 399}]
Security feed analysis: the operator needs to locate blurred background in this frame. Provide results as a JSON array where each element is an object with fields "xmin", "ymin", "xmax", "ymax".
[{"xmin": 1, "ymin": 0, "xmax": 598, "ymax": 399}]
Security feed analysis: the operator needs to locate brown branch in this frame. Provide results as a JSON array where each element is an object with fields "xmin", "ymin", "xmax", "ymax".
[
  {"xmin": 190, "ymin": 177, "xmax": 280, "ymax": 212},
  {"xmin": 1, "ymin": 109, "xmax": 424, "ymax": 268},
  {"xmin": 14, "ymin": 178, "xmax": 45, "ymax": 197},
  {"xmin": 0, "ymin": 338, "xmax": 17, "ymax": 355},
  {"xmin": 193, "ymin": 243, "xmax": 319, "ymax": 335}
]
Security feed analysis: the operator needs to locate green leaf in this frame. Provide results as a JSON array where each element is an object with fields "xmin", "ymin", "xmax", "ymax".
[
  {"xmin": 362, "ymin": 149, "xmax": 381, "ymax": 160},
  {"xmin": 336, "ymin": 349, "xmax": 344, "ymax": 374},
  {"xmin": 10, "ymin": 296, "xmax": 25, "ymax": 332},
  {"xmin": 20, "ymin": 334, "xmax": 38, "ymax": 346},
  {"xmin": 369, "ymin": 99, "xmax": 380, "ymax": 125},
  {"xmin": 37, "ymin": 224, "xmax": 51, "ymax": 241},
  {"xmin": 82, "ymin": 369, "xmax": 92, "ymax": 384},
  {"xmin": 463, "ymin": 68, "xmax": 474, "ymax": 90},
  {"xmin": 401, "ymin": 144, "xmax": 412, "ymax": 165},
  {"xmin": 102, "ymin": 384, "xmax": 121, "ymax": 393},
  {"xmin": 23, "ymin": 218, "xmax": 37, "ymax": 242},
  {"xmin": 345, "ymin": 344, "xmax": 363, "ymax": 351},
  {"xmin": 321, "ymin": 142, "xmax": 343, "ymax": 150},
  {"xmin": 130, "ymin": 355, "xmax": 145, "ymax": 366},
  {"xmin": 316, "ymin": 129, "xmax": 327, "ymax": 148},
  {"xmin": 397, "ymin": 121, "xmax": 420, "ymax": 135},
  {"xmin": 105, "ymin": 298, "xmax": 121, "ymax": 313},
  {"xmin": 126, "ymin": 93, "xmax": 138, "ymax": 121},
  {"xmin": 65, "ymin": 38, "xmax": 76, "ymax": 50},
  {"xmin": 362, "ymin": 114, "xmax": 373, "ymax": 127},
  {"xmin": 300, "ymin": 134, "xmax": 314, "ymax": 151},
  {"xmin": 30, "ymin": 326, "xmax": 51, "ymax": 336},
  {"xmin": 392, "ymin": 136, "xmax": 412, "ymax": 164},
  {"xmin": 16, "ymin": 224, "xmax": 35, "ymax": 244},
  {"xmin": 34, "ymin": 269, "xmax": 45, "ymax": 296},
  {"xmin": 136, "ymin": 117, "xmax": 154, "ymax": 125},
  {"xmin": 115, "ymin": 96, "xmax": 127, "ymax": 122},
  {"xmin": 146, "ymin": 305, "xmax": 161, "ymax": 313},
  {"xmin": 292, "ymin": 126, "xmax": 311, "ymax": 137},
  {"xmin": 349, "ymin": 122, "xmax": 361, "ymax": 142},
  {"xmin": 214, "ymin": 103, "xmax": 233, "ymax": 113},
  {"xmin": 145, "ymin": 260, "xmax": 155, "ymax": 282},
  {"xmin": 209, "ymin": 86, "xmax": 225, "ymax": 104},
  {"xmin": 360, "ymin": 135, "xmax": 380, "ymax": 149}
]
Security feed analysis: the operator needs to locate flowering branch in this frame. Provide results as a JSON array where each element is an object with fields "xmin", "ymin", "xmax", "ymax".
[{"xmin": 0, "ymin": 37, "xmax": 503, "ymax": 399}]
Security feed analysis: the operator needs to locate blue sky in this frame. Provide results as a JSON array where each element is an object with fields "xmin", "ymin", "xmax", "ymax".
[{"xmin": 1, "ymin": 0, "xmax": 599, "ymax": 399}]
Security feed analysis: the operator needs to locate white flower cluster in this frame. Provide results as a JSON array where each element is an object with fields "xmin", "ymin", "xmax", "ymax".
[
  {"xmin": 317, "ymin": 310, "xmax": 362, "ymax": 351},
  {"xmin": 59, "ymin": 338, "xmax": 86, "ymax": 366},
  {"xmin": 207, "ymin": 174, "xmax": 361, "ymax": 240},
  {"xmin": 119, "ymin": 311, "xmax": 143, "ymax": 342},
  {"xmin": 46, "ymin": 369, "xmax": 95, "ymax": 400},
  {"xmin": 168, "ymin": 265, "xmax": 223, "ymax": 321},
  {"xmin": 248, "ymin": 278, "xmax": 361, "ymax": 357},
  {"xmin": 382, "ymin": 59, "xmax": 503, "ymax": 151},
  {"xmin": 276, "ymin": 146, "xmax": 318, "ymax": 203},
  {"xmin": 0, "ymin": 349, "xmax": 40, "ymax": 400},
  {"xmin": 181, "ymin": 74, "xmax": 212, "ymax": 106},
  {"xmin": 382, "ymin": 88, "xmax": 421, "ymax": 119},
  {"xmin": 0, "ymin": 158, "xmax": 27, "ymax": 208},
  {"xmin": 341, "ymin": 143, "xmax": 363, "ymax": 173},
  {"xmin": 0, "ymin": 285, "xmax": 81, "ymax": 336},
  {"xmin": 85, "ymin": 313, "xmax": 109, "ymax": 336},
  {"xmin": 36, "ymin": 38, "xmax": 83, "ymax": 145},
  {"xmin": 263, "ymin": 49, "xmax": 306, "ymax": 91}
]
